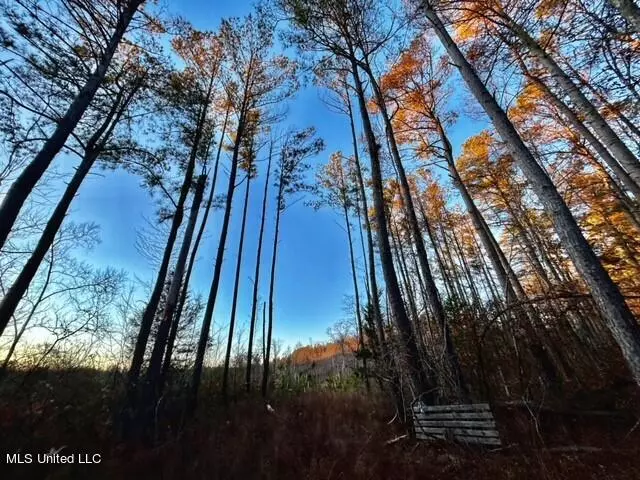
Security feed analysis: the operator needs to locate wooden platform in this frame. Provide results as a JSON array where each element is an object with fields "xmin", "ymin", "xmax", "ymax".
[{"xmin": 412, "ymin": 402, "xmax": 502, "ymax": 446}]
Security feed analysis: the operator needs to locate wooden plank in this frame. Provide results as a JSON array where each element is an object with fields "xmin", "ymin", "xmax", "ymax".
[
  {"xmin": 412, "ymin": 402, "xmax": 502, "ymax": 447},
  {"xmin": 456, "ymin": 436, "xmax": 501, "ymax": 446},
  {"xmin": 415, "ymin": 427, "xmax": 500, "ymax": 438},
  {"xmin": 412, "ymin": 403, "xmax": 490, "ymax": 413},
  {"xmin": 415, "ymin": 431, "xmax": 501, "ymax": 445},
  {"xmin": 416, "ymin": 432, "xmax": 501, "ymax": 446},
  {"xmin": 415, "ymin": 432, "xmax": 446, "ymax": 441},
  {"xmin": 414, "ymin": 411, "xmax": 495, "ymax": 420},
  {"xmin": 416, "ymin": 432, "xmax": 446, "ymax": 441},
  {"xmin": 414, "ymin": 420, "xmax": 497, "ymax": 428},
  {"xmin": 414, "ymin": 415, "xmax": 496, "ymax": 424}
]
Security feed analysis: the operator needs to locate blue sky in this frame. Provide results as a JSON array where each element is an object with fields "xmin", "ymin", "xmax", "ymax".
[
  {"xmin": 69, "ymin": 0, "xmax": 485, "ymax": 351},
  {"xmin": 68, "ymin": 0, "xmax": 358, "ymax": 350}
]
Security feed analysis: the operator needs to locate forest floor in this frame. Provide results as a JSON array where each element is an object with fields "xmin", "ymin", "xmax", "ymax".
[{"xmin": 2, "ymin": 373, "xmax": 640, "ymax": 479}]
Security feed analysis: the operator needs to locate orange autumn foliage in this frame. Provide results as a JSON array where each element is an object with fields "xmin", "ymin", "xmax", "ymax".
[{"xmin": 290, "ymin": 338, "xmax": 359, "ymax": 365}]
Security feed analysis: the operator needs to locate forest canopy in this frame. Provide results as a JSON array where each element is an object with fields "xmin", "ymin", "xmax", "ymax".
[{"xmin": 1, "ymin": 0, "xmax": 640, "ymax": 477}]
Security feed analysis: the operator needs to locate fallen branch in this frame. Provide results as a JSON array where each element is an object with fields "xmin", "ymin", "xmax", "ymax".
[
  {"xmin": 622, "ymin": 417, "xmax": 640, "ymax": 441},
  {"xmin": 546, "ymin": 446, "xmax": 604, "ymax": 453},
  {"xmin": 385, "ymin": 434, "xmax": 407, "ymax": 445}
]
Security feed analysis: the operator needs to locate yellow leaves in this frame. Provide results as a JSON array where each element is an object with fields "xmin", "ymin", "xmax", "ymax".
[
  {"xmin": 457, "ymin": 130, "xmax": 493, "ymax": 173},
  {"xmin": 466, "ymin": 130, "xmax": 493, "ymax": 158},
  {"xmin": 608, "ymin": 211, "xmax": 628, "ymax": 226},
  {"xmin": 538, "ymin": 29, "xmax": 560, "ymax": 54},
  {"xmin": 535, "ymin": 0, "xmax": 565, "ymax": 19},
  {"xmin": 585, "ymin": 211, "xmax": 605, "ymax": 228},
  {"xmin": 246, "ymin": 109, "xmax": 261, "ymax": 125},
  {"xmin": 415, "ymin": 141, "xmax": 438, "ymax": 159},
  {"xmin": 452, "ymin": 0, "xmax": 497, "ymax": 42},
  {"xmin": 366, "ymin": 97, "xmax": 380, "ymax": 115},
  {"xmin": 380, "ymin": 49, "xmax": 420, "ymax": 92},
  {"xmin": 171, "ymin": 28, "xmax": 222, "ymax": 75},
  {"xmin": 455, "ymin": 17, "xmax": 484, "ymax": 43},
  {"xmin": 380, "ymin": 35, "xmax": 431, "ymax": 93},
  {"xmin": 456, "ymin": 131, "xmax": 526, "ymax": 214},
  {"xmin": 565, "ymin": 167, "xmax": 640, "ymax": 293},
  {"xmin": 424, "ymin": 181, "xmax": 446, "ymax": 219},
  {"xmin": 600, "ymin": 101, "xmax": 626, "ymax": 121},
  {"xmin": 451, "ymin": 0, "xmax": 483, "ymax": 42},
  {"xmin": 509, "ymin": 82, "xmax": 545, "ymax": 123},
  {"xmin": 378, "ymin": 34, "xmax": 455, "ymax": 159},
  {"xmin": 629, "ymin": 38, "xmax": 640, "ymax": 54},
  {"xmin": 380, "ymin": 36, "xmax": 426, "ymax": 97}
]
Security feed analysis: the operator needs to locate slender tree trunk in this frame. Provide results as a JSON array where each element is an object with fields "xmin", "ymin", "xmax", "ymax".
[
  {"xmin": 0, "ymin": 153, "xmax": 95, "ymax": 333},
  {"xmin": 355, "ymin": 197, "xmax": 372, "ymax": 299},
  {"xmin": 246, "ymin": 143, "xmax": 273, "ymax": 392},
  {"xmin": 422, "ymin": 4, "xmax": 640, "ymax": 384},
  {"xmin": 569, "ymin": 66, "xmax": 640, "ymax": 143},
  {"xmin": 523, "ymin": 213, "xmax": 564, "ymax": 284},
  {"xmin": 439, "ymin": 40, "xmax": 563, "ymax": 391},
  {"xmin": 447, "ymin": 157, "xmax": 514, "ymax": 301},
  {"xmin": 439, "ymin": 108, "xmax": 555, "ymax": 304},
  {"xmin": 365, "ymin": 63, "xmax": 467, "ymax": 398},
  {"xmin": 418, "ymin": 199, "xmax": 454, "ymax": 299},
  {"xmin": 161, "ymin": 106, "xmax": 231, "ymax": 382},
  {"xmin": 401, "ymin": 238, "xmax": 431, "ymax": 358},
  {"xmin": 127, "ymin": 79, "xmax": 210, "ymax": 391},
  {"xmin": 0, "ymin": 250, "xmax": 54, "ymax": 379},
  {"xmin": 143, "ymin": 175, "xmax": 206, "ymax": 405},
  {"xmin": 262, "ymin": 301, "xmax": 266, "ymax": 367},
  {"xmin": 391, "ymin": 223, "xmax": 421, "ymax": 328},
  {"xmin": 342, "ymin": 187, "xmax": 370, "ymax": 390},
  {"xmin": 490, "ymin": 180, "xmax": 554, "ymax": 290},
  {"xmin": 346, "ymin": 92, "xmax": 386, "ymax": 347},
  {"xmin": 0, "ymin": 83, "xmax": 138, "ymax": 334},
  {"xmin": 223, "ymin": 170, "xmax": 252, "ymax": 400},
  {"xmin": 475, "ymin": 234, "xmax": 501, "ymax": 304},
  {"xmin": 348, "ymin": 50, "xmax": 436, "ymax": 399},
  {"xmin": 408, "ymin": 235, "xmax": 431, "ymax": 321},
  {"xmin": 188, "ymin": 111, "xmax": 246, "ymax": 413},
  {"xmin": 346, "ymin": 85, "xmax": 406, "ymax": 410},
  {"xmin": 588, "ymin": 153, "xmax": 640, "ymax": 230},
  {"xmin": 439, "ymin": 223, "xmax": 468, "ymax": 303},
  {"xmin": 507, "ymin": 18, "xmax": 640, "ymax": 185},
  {"xmin": 0, "ymin": 0, "xmax": 143, "ymax": 251},
  {"xmin": 262, "ymin": 180, "xmax": 283, "ymax": 398},
  {"xmin": 451, "ymin": 229, "xmax": 481, "ymax": 304},
  {"xmin": 511, "ymin": 49, "xmax": 640, "ymax": 200}
]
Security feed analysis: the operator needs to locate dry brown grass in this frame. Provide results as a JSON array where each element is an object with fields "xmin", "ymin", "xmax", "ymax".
[
  {"xmin": 3, "ymin": 382, "xmax": 640, "ymax": 479},
  {"xmin": 110, "ymin": 392, "xmax": 640, "ymax": 480}
]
